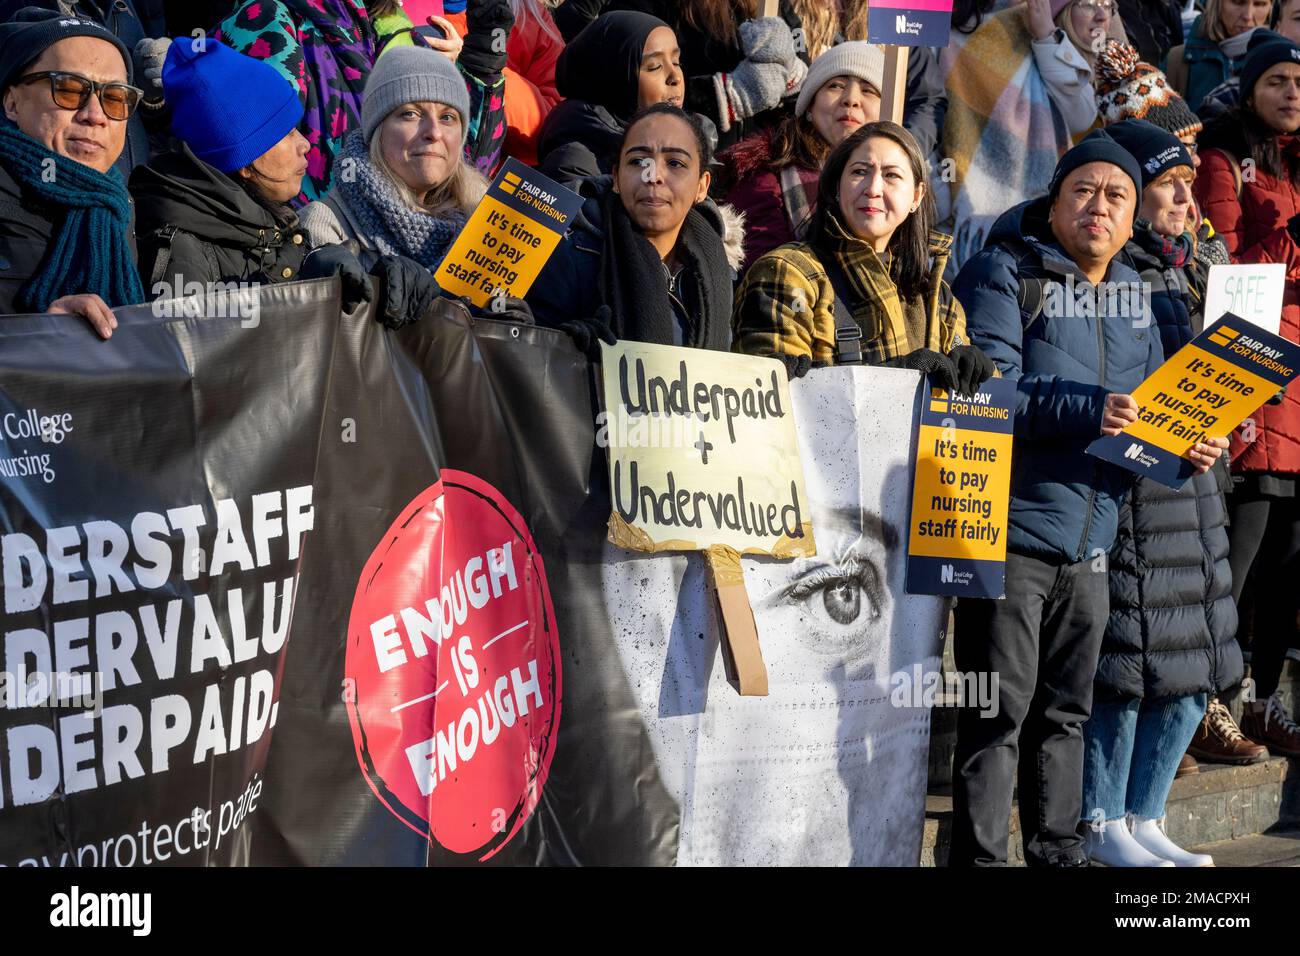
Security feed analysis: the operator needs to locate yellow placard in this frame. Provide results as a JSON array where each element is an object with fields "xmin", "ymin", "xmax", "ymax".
[
  {"xmin": 908, "ymin": 424, "xmax": 1013, "ymax": 561},
  {"xmin": 1123, "ymin": 341, "xmax": 1279, "ymax": 456},
  {"xmin": 434, "ymin": 158, "xmax": 581, "ymax": 307}
]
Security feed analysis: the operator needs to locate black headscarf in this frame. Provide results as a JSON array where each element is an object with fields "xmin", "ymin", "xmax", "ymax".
[{"xmin": 555, "ymin": 10, "xmax": 669, "ymax": 122}]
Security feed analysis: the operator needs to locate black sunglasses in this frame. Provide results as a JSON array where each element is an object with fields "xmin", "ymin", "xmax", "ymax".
[{"xmin": 16, "ymin": 71, "xmax": 142, "ymax": 121}]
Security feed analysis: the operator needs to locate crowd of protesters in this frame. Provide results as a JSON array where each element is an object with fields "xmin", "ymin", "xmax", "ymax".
[{"xmin": 0, "ymin": 0, "xmax": 1298, "ymax": 869}]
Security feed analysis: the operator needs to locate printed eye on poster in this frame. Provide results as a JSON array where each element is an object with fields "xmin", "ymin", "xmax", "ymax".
[
  {"xmin": 599, "ymin": 341, "xmax": 816, "ymax": 695},
  {"xmin": 1088, "ymin": 313, "xmax": 1300, "ymax": 487}
]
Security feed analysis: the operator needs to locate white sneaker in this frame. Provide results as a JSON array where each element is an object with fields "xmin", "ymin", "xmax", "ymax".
[
  {"xmin": 1129, "ymin": 815, "xmax": 1214, "ymax": 867},
  {"xmin": 1084, "ymin": 817, "xmax": 1176, "ymax": 867}
]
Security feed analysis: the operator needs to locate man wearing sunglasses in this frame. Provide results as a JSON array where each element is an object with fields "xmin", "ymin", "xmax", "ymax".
[{"xmin": 0, "ymin": 7, "xmax": 144, "ymax": 333}]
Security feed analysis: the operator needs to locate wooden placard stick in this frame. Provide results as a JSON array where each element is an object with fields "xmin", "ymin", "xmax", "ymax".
[
  {"xmin": 881, "ymin": 45, "xmax": 910, "ymax": 125},
  {"xmin": 758, "ymin": 0, "xmax": 779, "ymax": 17},
  {"xmin": 704, "ymin": 545, "xmax": 770, "ymax": 697}
]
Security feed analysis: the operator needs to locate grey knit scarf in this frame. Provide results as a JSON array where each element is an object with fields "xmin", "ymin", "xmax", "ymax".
[{"xmin": 335, "ymin": 130, "xmax": 467, "ymax": 270}]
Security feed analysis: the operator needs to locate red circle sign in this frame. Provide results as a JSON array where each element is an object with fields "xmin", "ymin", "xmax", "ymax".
[{"xmin": 345, "ymin": 470, "xmax": 562, "ymax": 860}]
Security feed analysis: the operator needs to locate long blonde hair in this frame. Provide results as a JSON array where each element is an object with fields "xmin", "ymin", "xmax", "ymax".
[
  {"xmin": 368, "ymin": 132, "xmax": 487, "ymax": 217},
  {"xmin": 1203, "ymin": 0, "xmax": 1231, "ymax": 41},
  {"xmin": 839, "ymin": 0, "xmax": 869, "ymax": 42},
  {"xmin": 790, "ymin": 0, "xmax": 838, "ymax": 58}
]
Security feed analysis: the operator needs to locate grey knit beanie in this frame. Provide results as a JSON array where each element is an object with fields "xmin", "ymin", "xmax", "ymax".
[
  {"xmin": 794, "ymin": 41, "xmax": 886, "ymax": 118},
  {"xmin": 361, "ymin": 46, "xmax": 472, "ymax": 143}
]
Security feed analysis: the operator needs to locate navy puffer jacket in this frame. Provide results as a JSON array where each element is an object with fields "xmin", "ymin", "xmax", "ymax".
[
  {"xmin": 1096, "ymin": 234, "xmax": 1243, "ymax": 699},
  {"xmin": 953, "ymin": 197, "xmax": 1162, "ymax": 563}
]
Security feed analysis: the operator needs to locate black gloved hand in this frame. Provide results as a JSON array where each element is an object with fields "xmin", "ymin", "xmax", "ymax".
[
  {"xmin": 559, "ymin": 304, "xmax": 617, "ymax": 361},
  {"xmin": 460, "ymin": 0, "xmax": 515, "ymax": 78},
  {"xmin": 371, "ymin": 254, "xmax": 440, "ymax": 330},
  {"xmin": 778, "ymin": 353, "xmax": 812, "ymax": 380},
  {"xmin": 885, "ymin": 348, "xmax": 960, "ymax": 391},
  {"xmin": 949, "ymin": 344, "xmax": 996, "ymax": 396},
  {"xmin": 301, "ymin": 244, "xmax": 372, "ymax": 312},
  {"xmin": 480, "ymin": 292, "xmax": 535, "ymax": 325},
  {"xmin": 1268, "ymin": 388, "xmax": 1286, "ymax": 405},
  {"xmin": 1287, "ymin": 211, "xmax": 1300, "ymax": 246}
]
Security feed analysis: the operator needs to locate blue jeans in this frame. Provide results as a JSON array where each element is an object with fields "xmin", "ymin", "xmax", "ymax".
[{"xmin": 1081, "ymin": 693, "xmax": 1208, "ymax": 821}]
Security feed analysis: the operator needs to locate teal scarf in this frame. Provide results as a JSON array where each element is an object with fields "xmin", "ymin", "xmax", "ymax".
[{"xmin": 0, "ymin": 122, "xmax": 143, "ymax": 313}]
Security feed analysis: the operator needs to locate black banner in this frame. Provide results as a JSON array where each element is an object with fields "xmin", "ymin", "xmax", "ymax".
[
  {"xmin": 0, "ymin": 281, "xmax": 337, "ymax": 866},
  {"xmin": 0, "ymin": 282, "xmax": 680, "ymax": 867}
]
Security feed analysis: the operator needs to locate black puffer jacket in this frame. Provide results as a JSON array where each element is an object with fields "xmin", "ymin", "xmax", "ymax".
[
  {"xmin": 130, "ymin": 145, "xmax": 310, "ymax": 291},
  {"xmin": 1095, "ymin": 231, "xmax": 1244, "ymax": 700},
  {"xmin": 0, "ymin": 163, "xmax": 58, "ymax": 315}
]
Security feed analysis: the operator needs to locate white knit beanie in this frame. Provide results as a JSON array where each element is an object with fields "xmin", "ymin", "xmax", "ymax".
[
  {"xmin": 361, "ymin": 46, "xmax": 472, "ymax": 142},
  {"xmin": 794, "ymin": 41, "xmax": 886, "ymax": 118}
]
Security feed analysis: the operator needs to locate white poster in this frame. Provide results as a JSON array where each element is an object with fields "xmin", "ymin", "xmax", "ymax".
[
  {"xmin": 1202, "ymin": 263, "xmax": 1285, "ymax": 335},
  {"xmin": 600, "ymin": 366, "xmax": 946, "ymax": 865}
]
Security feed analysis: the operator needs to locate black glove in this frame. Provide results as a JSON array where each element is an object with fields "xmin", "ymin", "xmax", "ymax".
[
  {"xmin": 778, "ymin": 353, "xmax": 812, "ymax": 380},
  {"xmin": 885, "ymin": 348, "xmax": 960, "ymax": 391},
  {"xmin": 301, "ymin": 244, "xmax": 372, "ymax": 312},
  {"xmin": 1268, "ymin": 389, "xmax": 1286, "ymax": 405},
  {"xmin": 479, "ymin": 293, "xmax": 535, "ymax": 325},
  {"xmin": 949, "ymin": 344, "xmax": 996, "ymax": 396},
  {"xmin": 460, "ymin": 0, "xmax": 515, "ymax": 78},
  {"xmin": 1287, "ymin": 211, "xmax": 1300, "ymax": 246},
  {"xmin": 372, "ymin": 254, "xmax": 440, "ymax": 330},
  {"xmin": 559, "ymin": 305, "xmax": 617, "ymax": 361}
]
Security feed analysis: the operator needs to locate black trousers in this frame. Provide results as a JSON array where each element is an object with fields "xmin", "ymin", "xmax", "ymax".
[
  {"xmin": 1228, "ymin": 492, "xmax": 1300, "ymax": 698},
  {"xmin": 949, "ymin": 551, "xmax": 1108, "ymax": 866}
]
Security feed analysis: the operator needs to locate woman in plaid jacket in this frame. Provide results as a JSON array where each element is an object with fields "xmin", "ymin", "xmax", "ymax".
[{"xmin": 731, "ymin": 121, "xmax": 994, "ymax": 392}]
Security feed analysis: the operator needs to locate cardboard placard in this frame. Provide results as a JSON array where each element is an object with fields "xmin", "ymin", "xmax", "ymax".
[
  {"xmin": 434, "ymin": 157, "xmax": 583, "ymax": 307},
  {"xmin": 905, "ymin": 377, "xmax": 1016, "ymax": 598},
  {"xmin": 705, "ymin": 545, "xmax": 768, "ymax": 696},
  {"xmin": 599, "ymin": 341, "xmax": 816, "ymax": 694},
  {"xmin": 881, "ymin": 46, "xmax": 910, "ymax": 125},
  {"xmin": 1088, "ymin": 313, "xmax": 1300, "ymax": 487},
  {"xmin": 868, "ymin": 0, "xmax": 954, "ymax": 46},
  {"xmin": 1202, "ymin": 263, "xmax": 1285, "ymax": 336}
]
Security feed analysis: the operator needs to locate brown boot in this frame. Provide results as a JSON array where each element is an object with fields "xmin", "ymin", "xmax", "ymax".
[
  {"xmin": 1240, "ymin": 693, "xmax": 1300, "ymax": 758},
  {"xmin": 1187, "ymin": 697, "xmax": 1269, "ymax": 764},
  {"xmin": 1175, "ymin": 753, "xmax": 1199, "ymax": 778}
]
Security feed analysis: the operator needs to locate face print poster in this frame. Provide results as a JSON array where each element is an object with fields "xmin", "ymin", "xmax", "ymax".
[{"xmin": 598, "ymin": 366, "xmax": 946, "ymax": 865}]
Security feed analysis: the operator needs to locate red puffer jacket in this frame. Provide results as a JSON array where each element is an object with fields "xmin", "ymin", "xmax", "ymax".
[{"xmin": 1194, "ymin": 125, "xmax": 1300, "ymax": 475}]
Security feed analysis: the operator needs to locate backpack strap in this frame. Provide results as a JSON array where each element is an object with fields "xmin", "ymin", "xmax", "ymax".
[
  {"xmin": 1203, "ymin": 147, "xmax": 1242, "ymax": 198},
  {"xmin": 819, "ymin": 252, "xmax": 864, "ymax": 365},
  {"xmin": 147, "ymin": 225, "xmax": 178, "ymax": 287},
  {"xmin": 998, "ymin": 235, "xmax": 1051, "ymax": 332}
]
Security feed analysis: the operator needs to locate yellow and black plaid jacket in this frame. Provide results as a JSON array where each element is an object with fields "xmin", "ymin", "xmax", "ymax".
[{"xmin": 731, "ymin": 222, "xmax": 966, "ymax": 366}]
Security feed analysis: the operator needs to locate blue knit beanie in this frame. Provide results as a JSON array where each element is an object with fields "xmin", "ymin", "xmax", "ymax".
[{"xmin": 163, "ymin": 37, "xmax": 304, "ymax": 174}]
